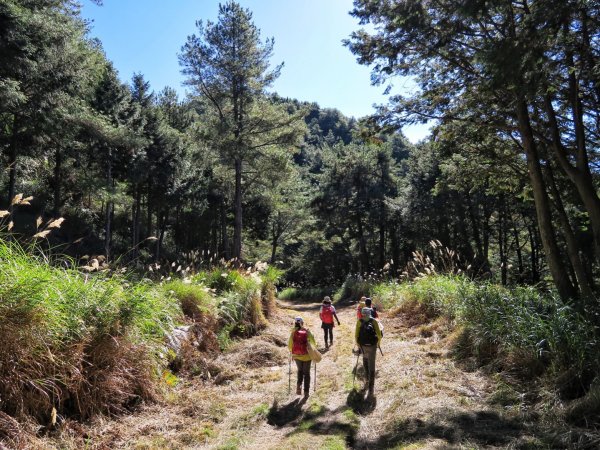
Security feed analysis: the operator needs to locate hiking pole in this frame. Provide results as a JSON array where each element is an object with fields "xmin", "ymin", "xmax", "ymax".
[
  {"xmin": 378, "ymin": 344, "xmax": 383, "ymax": 357},
  {"xmin": 352, "ymin": 345, "xmax": 361, "ymax": 388},
  {"xmin": 288, "ymin": 352, "xmax": 291, "ymax": 395},
  {"xmin": 314, "ymin": 362, "xmax": 317, "ymax": 392}
]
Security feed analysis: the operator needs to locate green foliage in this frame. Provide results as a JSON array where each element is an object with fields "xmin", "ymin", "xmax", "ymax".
[
  {"xmin": 334, "ymin": 275, "xmax": 376, "ymax": 302},
  {"xmin": 0, "ymin": 239, "xmax": 181, "ymax": 422},
  {"xmin": 162, "ymin": 279, "xmax": 215, "ymax": 319},
  {"xmin": 382, "ymin": 275, "xmax": 600, "ymax": 381},
  {"xmin": 278, "ymin": 286, "xmax": 335, "ymax": 301},
  {"xmin": 262, "ymin": 265, "xmax": 284, "ymax": 286}
]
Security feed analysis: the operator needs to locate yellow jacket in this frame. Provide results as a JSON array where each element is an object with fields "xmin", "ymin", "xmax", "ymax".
[
  {"xmin": 355, "ymin": 318, "xmax": 382, "ymax": 346},
  {"xmin": 288, "ymin": 327, "xmax": 316, "ymax": 362}
]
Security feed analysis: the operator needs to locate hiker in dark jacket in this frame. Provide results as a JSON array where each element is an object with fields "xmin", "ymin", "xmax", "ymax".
[
  {"xmin": 288, "ymin": 317, "xmax": 316, "ymax": 396},
  {"xmin": 364, "ymin": 297, "xmax": 378, "ymax": 318},
  {"xmin": 355, "ymin": 307, "xmax": 382, "ymax": 397},
  {"xmin": 319, "ymin": 296, "xmax": 340, "ymax": 348}
]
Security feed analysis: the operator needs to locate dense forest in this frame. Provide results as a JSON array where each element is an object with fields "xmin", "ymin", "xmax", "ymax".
[
  {"xmin": 2, "ymin": 0, "xmax": 576, "ymax": 292},
  {"xmin": 3, "ymin": 0, "xmax": 600, "ymax": 448}
]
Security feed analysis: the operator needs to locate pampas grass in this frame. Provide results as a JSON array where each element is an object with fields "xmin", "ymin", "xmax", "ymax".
[{"xmin": 0, "ymin": 239, "xmax": 181, "ymax": 441}]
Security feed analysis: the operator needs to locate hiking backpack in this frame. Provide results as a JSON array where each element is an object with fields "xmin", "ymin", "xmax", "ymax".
[
  {"xmin": 358, "ymin": 319, "xmax": 378, "ymax": 345},
  {"xmin": 320, "ymin": 305, "xmax": 334, "ymax": 323},
  {"xmin": 292, "ymin": 329, "xmax": 308, "ymax": 355}
]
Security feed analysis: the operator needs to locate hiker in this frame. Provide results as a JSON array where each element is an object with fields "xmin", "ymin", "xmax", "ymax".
[
  {"xmin": 355, "ymin": 307, "xmax": 383, "ymax": 397},
  {"xmin": 319, "ymin": 296, "xmax": 341, "ymax": 348},
  {"xmin": 288, "ymin": 317, "xmax": 316, "ymax": 396},
  {"xmin": 356, "ymin": 296, "xmax": 367, "ymax": 319},
  {"xmin": 365, "ymin": 297, "xmax": 378, "ymax": 318}
]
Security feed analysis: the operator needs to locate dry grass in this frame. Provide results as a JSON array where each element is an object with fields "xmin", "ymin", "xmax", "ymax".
[{"xmin": 28, "ymin": 288, "xmax": 588, "ymax": 450}]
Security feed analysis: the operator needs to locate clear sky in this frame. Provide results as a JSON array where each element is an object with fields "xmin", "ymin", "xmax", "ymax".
[{"xmin": 80, "ymin": 0, "xmax": 430, "ymax": 143}]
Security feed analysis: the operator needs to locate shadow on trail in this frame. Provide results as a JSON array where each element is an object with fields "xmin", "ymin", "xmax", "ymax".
[
  {"xmin": 276, "ymin": 300, "xmax": 322, "ymax": 312},
  {"xmin": 267, "ymin": 397, "xmax": 308, "ymax": 426},
  {"xmin": 347, "ymin": 389, "xmax": 377, "ymax": 415},
  {"xmin": 355, "ymin": 408, "xmax": 536, "ymax": 449}
]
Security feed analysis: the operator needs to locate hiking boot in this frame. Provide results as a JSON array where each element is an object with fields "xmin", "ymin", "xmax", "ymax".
[{"xmin": 296, "ymin": 385, "xmax": 302, "ymax": 395}]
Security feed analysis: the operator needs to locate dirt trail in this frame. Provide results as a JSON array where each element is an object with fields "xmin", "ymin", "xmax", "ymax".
[{"xmin": 46, "ymin": 299, "xmax": 547, "ymax": 449}]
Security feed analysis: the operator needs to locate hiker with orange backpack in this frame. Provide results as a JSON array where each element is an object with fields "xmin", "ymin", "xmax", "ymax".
[
  {"xmin": 319, "ymin": 296, "xmax": 341, "ymax": 348},
  {"xmin": 356, "ymin": 296, "xmax": 367, "ymax": 319},
  {"xmin": 355, "ymin": 307, "xmax": 383, "ymax": 397},
  {"xmin": 288, "ymin": 317, "xmax": 317, "ymax": 397}
]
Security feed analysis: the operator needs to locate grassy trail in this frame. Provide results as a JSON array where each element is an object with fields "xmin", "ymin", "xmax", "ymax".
[{"xmin": 44, "ymin": 298, "xmax": 547, "ymax": 449}]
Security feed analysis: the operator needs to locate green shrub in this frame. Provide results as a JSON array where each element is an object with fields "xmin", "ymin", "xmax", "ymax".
[
  {"xmin": 0, "ymin": 240, "xmax": 181, "ymax": 427},
  {"xmin": 334, "ymin": 275, "xmax": 375, "ymax": 302},
  {"xmin": 381, "ymin": 274, "xmax": 600, "ymax": 384},
  {"xmin": 194, "ymin": 268, "xmax": 246, "ymax": 293},
  {"xmin": 278, "ymin": 286, "xmax": 335, "ymax": 301},
  {"xmin": 162, "ymin": 279, "xmax": 215, "ymax": 320},
  {"xmin": 261, "ymin": 266, "xmax": 283, "ymax": 317}
]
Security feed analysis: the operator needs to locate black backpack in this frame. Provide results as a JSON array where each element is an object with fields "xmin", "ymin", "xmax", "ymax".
[{"xmin": 358, "ymin": 319, "xmax": 378, "ymax": 345}]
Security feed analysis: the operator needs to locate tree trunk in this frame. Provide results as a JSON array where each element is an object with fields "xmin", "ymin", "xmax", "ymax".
[
  {"xmin": 545, "ymin": 163, "xmax": 593, "ymax": 301},
  {"xmin": 233, "ymin": 158, "xmax": 243, "ymax": 261},
  {"xmin": 7, "ymin": 130, "xmax": 17, "ymax": 211},
  {"xmin": 544, "ymin": 94, "xmax": 600, "ymax": 265},
  {"xmin": 357, "ymin": 215, "xmax": 369, "ymax": 274},
  {"xmin": 146, "ymin": 188, "xmax": 152, "ymax": 238},
  {"xmin": 270, "ymin": 221, "xmax": 280, "ymax": 264},
  {"xmin": 221, "ymin": 196, "xmax": 230, "ymax": 260},
  {"xmin": 511, "ymin": 213, "xmax": 524, "ymax": 280},
  {"xmin": 53, "ymin": 147, "xmax": 62, "ymax": 216},
  {"xmin": 155, "ymin": 211, "xmax": 167, "ymax": 262},
  {"xmin": 104, "ymin": 147, "xmax": 113, "ymax": 262},
  {"xmin": 390, "ymin": 218, "xmax": 400, "ymax": 276},
  {"xmin": 132, "ymin": 186, "xmax": 142, "ymax": 260},
  {"xmin": 516, "ymin": 96, "xmax": 576, "ymax": 299},
  {"xmin": 498, "ymin": 198, "xmax": 508, "ymax": 286},
  {"xmin": 526, "ymin": 219, "xmax": 540, "ymax": 284}
]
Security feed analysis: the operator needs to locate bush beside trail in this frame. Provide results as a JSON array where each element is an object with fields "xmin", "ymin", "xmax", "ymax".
[
  {"xmin": 0, "ymin": 241, "xmax": 280, "ymax": 447},
  {"xmin": 375, "ymin": 274, "xmax": 600, "ymax": 426}
]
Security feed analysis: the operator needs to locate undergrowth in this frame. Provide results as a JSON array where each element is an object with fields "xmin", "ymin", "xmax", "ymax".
[
  {"xmin": 380, "ymin": 274, "xmax": 600, "ymax": 422},
  {"xmin": 0, "ymin": 240, "xmax": 280, "ymax": 445},
  {"xmin": 0, "ymin": 239, "xmax": 181, "ymax": 438},
  {"xmin": 278, "ymin": 286, "xmax": 334, "ymax": 301}
]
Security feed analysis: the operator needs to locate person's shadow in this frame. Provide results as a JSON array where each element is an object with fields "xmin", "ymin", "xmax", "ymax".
[
  {"xmin": 267, "ymin": 396, "xmax": 308, "ymax": 426},
  {"xmin": 346, "ymin": 388, "xmax": 377, "ymax": 415}
]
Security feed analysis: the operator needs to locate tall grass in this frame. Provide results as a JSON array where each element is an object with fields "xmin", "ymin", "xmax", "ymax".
[
  {"xmin": 261, "ymin": 266, "xmax": 283, "ymax": 317},
  {"xmin": 278, "ymin": 286, "xmax": 335, "ymax": 302},
  {"xmin": 0, "ymin": 240, "xmax": 281, "ymax": 444},
  {"xmin": 380, "ymin": 275, "xmax": 600, "ymax": 388},
  {"xmin": 0, "ymin": 240, "xmax": 182, "ymax": 430},
  {"xmin": 333, "ymin": 275, "xmax": 376, "ymax": 302}
]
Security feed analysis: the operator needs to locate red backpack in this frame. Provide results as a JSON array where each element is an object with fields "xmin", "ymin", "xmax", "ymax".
[
  {"xmin": 320, "ymin": 305, "xmax": 334, "ymax": 324},
  {"xmin": 292, "ymin": 329, "xmax": 308, "ymax": 355}
]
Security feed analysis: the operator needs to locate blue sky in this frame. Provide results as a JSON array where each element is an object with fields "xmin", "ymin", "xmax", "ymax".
[{"xmin": 81, "ymin": 0, "xmax": 430, "ymax": 143}]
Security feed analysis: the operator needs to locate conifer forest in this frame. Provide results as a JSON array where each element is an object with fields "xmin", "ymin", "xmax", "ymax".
[{"xmin": 2, "ymin": 1, "xmax": 600, "ymax": 449}]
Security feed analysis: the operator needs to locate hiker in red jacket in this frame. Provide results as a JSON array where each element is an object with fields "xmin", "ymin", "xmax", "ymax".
[
  {"xmin": 319, "ymin": 296, "xmax": 340, "ymax": 348},
  {"xmin": 288, "ymin": 317, "xmax": 317, "ymax": 396}
]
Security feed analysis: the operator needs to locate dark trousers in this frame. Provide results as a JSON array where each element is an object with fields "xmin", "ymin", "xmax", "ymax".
[
  {"xmin": 322, "ymin": 323, "xmax": 334, "ymax": 344},
  {"xmin": 360, "ymin": 344, "xmax": 377, "ymax": 392},
  {"xmin": 295, "ymin": 359, "xmax": 311, "ymax": 391}
]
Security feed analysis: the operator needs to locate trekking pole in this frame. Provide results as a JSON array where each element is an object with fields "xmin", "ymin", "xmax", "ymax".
[
  {"xmin": 288, "ymin": 352, "xmax": 291, "ymax": 395},
  {"xmin": 352, "ymin": 345, "xmax": 361, "ymax": 388},
  {"xmin": 378, "ymin": 344, "xmax": 384, "ymax": 357},
  {"xmin": 314, "ymin": 362, "xmax": 317, "ymax": 392}
]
